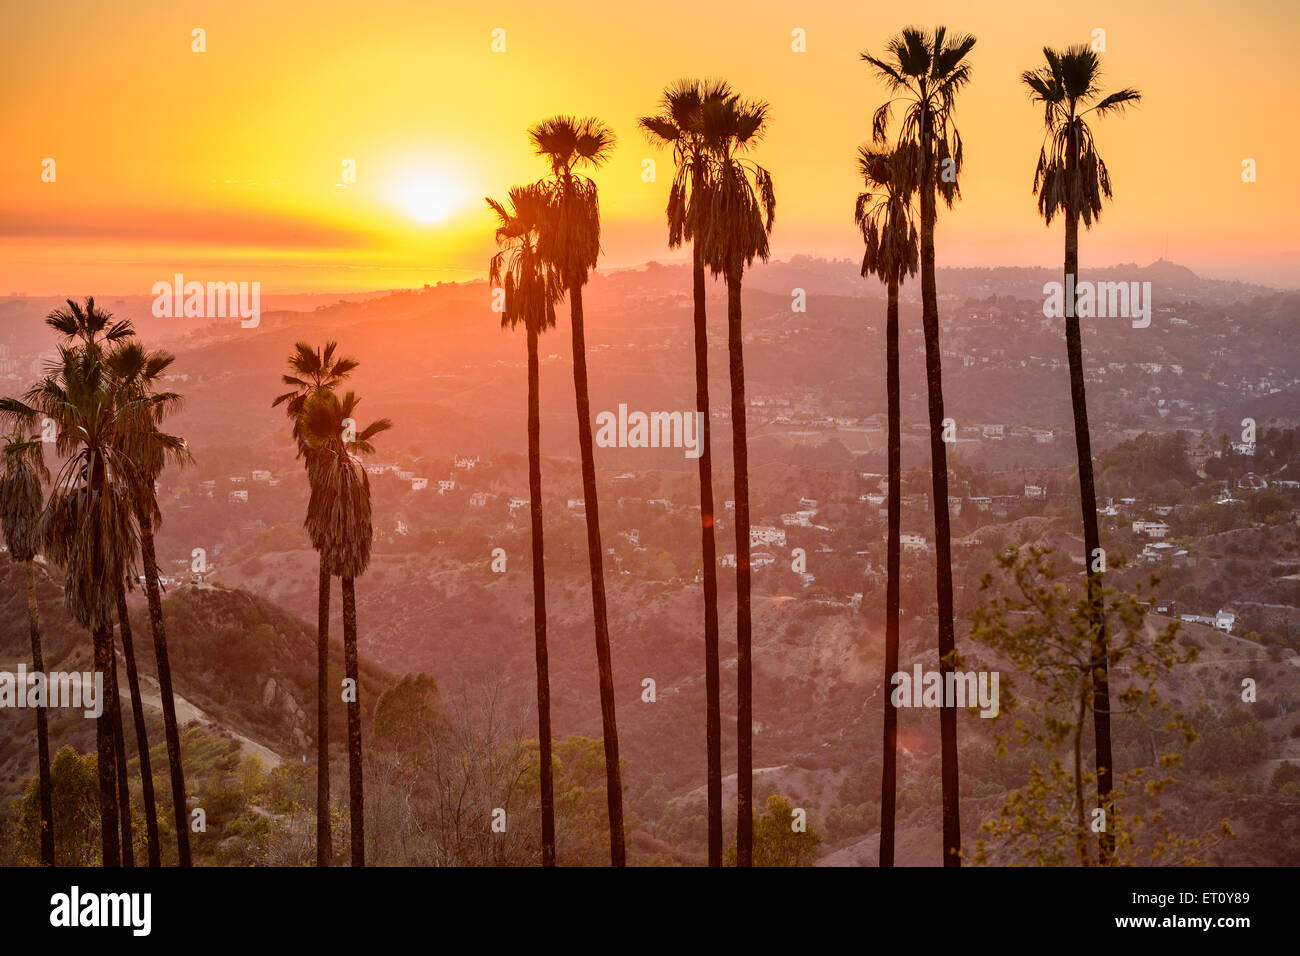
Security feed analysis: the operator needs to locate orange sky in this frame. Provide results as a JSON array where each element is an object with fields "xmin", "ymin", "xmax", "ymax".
[{"xmin": 2, "ymin": 0, "xmax": 1297, "ymax": 294}]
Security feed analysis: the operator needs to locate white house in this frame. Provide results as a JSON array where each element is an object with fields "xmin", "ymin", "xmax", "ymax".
[
  {"xmin": 1024, "ymin": 484, "xmax": 1046, "ymax": 499},
  {"xmin": 411, "ymin": 477, "xmax": 429, "ymax": 491},
  {"xmin": 229, "ymin": 490, "xmax": 248, "ymax": 504},
  {"xmin": 1132, "ymin": 520, "xmax": 1170, "ymax": 538},
  {"xmin": 900, "ymin": 533, "xmax": 927, "ymax": 553},
  {"xmin": 437, "ymin": 479, "xmax": 456, "ymax": 493},
  {"xmin": 751, "ymin": 526, "xmax": 787, "ymax": 548},
  {"xmin": 252, "ymin": 469, "xmax": 272, "ymax": 482},
  {"xmin": 1214, "ymin": 610, "xmax": 1236, "ymax": 634}
]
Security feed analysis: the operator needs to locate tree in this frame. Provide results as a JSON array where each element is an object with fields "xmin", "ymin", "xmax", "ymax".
[
  {"xmin": 1021, "ymin": 45, "xmax": 1141, "ymax": 864},
  {"xmin": 300, "ymin": 387, "xmax": 392, "ymax": 867},
  {"xmin": 967, "ymin": 547, "xmax": 1222, "ymax": 865},
  {"xmin": 272, "ymin": 341, "xmax": 359, "ymax": 866},
  {"xmin": 0, "ymin": 415, "xmax": 54, "ymax": 865},
  {"xmin": 696, "ymin": 90, "xmax": 776, "ymax": 867},
  {"xmin": 105, "ymin": 341, "xmax": 190, "ymax": 867},
  {"xmin": 863, "ymin": 26, "xmax": 975, "ymax": 865},
  {"xmin": 529, "ymin": 114, "xmax": 626, "ymax": 866},
  {"xmin": 21, "ymin": 344, "xmax": 153, "ymax": 866},
  {"xmin": 487, "ymin": 182, "xmax": 563, "ymax": 866},
  {"xmin": 724, "ymin": 795, "xmax": 822, "ymax": 866},
  {"xmin": 638, "ymin": 78, "xmax": 733, "ymax": 866},
  {"xmin": 854, "ymin": 142, "xmax": 918, "ymax": 867}
]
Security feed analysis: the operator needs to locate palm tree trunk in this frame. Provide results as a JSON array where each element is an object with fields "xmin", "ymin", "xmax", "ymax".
[
  {"xmin": 527, "ymin": 322, "xmax": 556, "ymax": 868},
  {"xmin": 316, "ymin": 560, "xmax": 332, "ymax": 866},
  {"xmin": 107, "ymin": 639, "xmax": 133, "ymax": 865},
  {"xmin": 1064, "ymin": 124, "xmax": 1114, "ymax": 864},
  {"xmin": 726, "ymin": 270, "xmax": 754, "ymax": 867},
  {"xmin": 137, "ymin": 512, "xmax": 191, "ymax": 866},
  {"xmin": 342, "ymin": 575, "xmax": 364, "ymax": 866},
  {"xmin": 92, "ymin": 625, "xmax": 120, "ymax": 867},
  {"xmin": 117, "ymin": 585, "xmax": 161, "ymax": 865},
  {"xmin": 691, "ymin": 242, "xmax": 724, "ymax": 867},
  {"xmin": 880, "ymin": 276, "xmax": 902, "ymax": 867},
  {"xmin": 920, "ymin": 121, "xmax": 962, "ymax": 866},
  {"xmin": 568, "ymin": 281, "xmax": 626, "ymax": 867},
  {"xmin": 26, "ymin": 562, "xmax": 54, "ymax": 866}
]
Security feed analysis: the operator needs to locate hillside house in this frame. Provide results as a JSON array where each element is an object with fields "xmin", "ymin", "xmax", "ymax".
[{"xmin": 751, "ymin": 526, "xmax": 787, "ymax": 548}]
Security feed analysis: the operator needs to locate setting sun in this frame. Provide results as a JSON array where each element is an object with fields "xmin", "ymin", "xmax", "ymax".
[{"xmin": 398, "ymin": 178, "xmax": 460, "ymax": 224}]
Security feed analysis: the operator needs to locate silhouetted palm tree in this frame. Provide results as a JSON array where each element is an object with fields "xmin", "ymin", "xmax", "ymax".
[
  {"xmin": 1022, "ymin": 44, "xmax": 1140, "ymax": 865},
  {"xmin": 106, "ymin": 341, "xmax": 189, "ymax": 867},
  {"xmin": 639, "ymin": 79, "xmax": 733, "ymax": 865},
  {"xmin": 301, "ymin": 388, "xmax": 391, "ymax": 868},
  {"xmin": 529, "ymin": 114, "xmax": 627, "ymax": 866},
  {"xmin": 23, "ymin": 346, "xmax": 153, "ymax": 866},
  {"xmin": 487, "ymin": 182, "xmax": 563, "ymax": 866},
  {"xmin": 0, "ymin": 414, "xmax": 54, "ymax": 865},
  {"xmin": 697, "ymin": 92, "xmax": 775, "ymax": 867},
  {"xmin": 863, "ymin": 26, "xmax": 974, "ymax": 866},
  {"xmin": 855, "ymin": 143, "xmax": 918, "ymax": 868},
  {"xmin": 273, "ymin": 341, "xmax": 358, "ymax": 866}
]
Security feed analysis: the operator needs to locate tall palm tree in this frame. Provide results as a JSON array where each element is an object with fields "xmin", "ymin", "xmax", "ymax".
[
  {"xmin": 272, "ymin": 341, "xmax": 358, "ymax": 866},
  {"xmin": 105, "ymin": 341, "xmax": 188, "ymax": 868},
  {"xmin": 528, "ymin": 114, "xmax": 627, "ymax": 866},
  {"xmin": 1022, "ymin": 45, "xmax": 1140, "ymax": 865},
  {"xmin": 23, "ymin": 346, "xmax": 151, "ymax": 866},
  {"xmin": 113, "ymin": 578, "xmax": 158, "ymax": 865},
  {"xmin": 638, "ymin": 79, "xmax": 732, "ymax": 866},
  {"xmin": 855, "ymin": 143, "xmax": 918, "ymax": 868},
  {"xmin": 487, "ymin": 182, "xmax": 563, "ymax": 866},
  {"xmin": 108, "ymin": 632, "xmax": 133, "ymax": 864},
  {"xmin": 697, "ymin": 92, "xmax": 775, "ymax": 868},
  {"xmin": 300, "ymin": 388, "xmax": 391, "ymax": 868},
  {"xmin": 863, "ymin": 26, "xmax": 975, "ymax": 866},
  {"xmin": 0, "ymin": 415, "xmax": 54, "ymax": 865}
]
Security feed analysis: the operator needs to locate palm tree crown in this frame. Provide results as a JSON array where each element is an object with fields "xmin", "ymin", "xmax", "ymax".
[
  {"xmin": 697, "ymin": 95, "xmax": 776, "ymax": 279},
  {"xmin": 528, "ymin": 115, "xmax": 616, "ymax": 289},
  {"xmin": 638, "ymin": 79, "xmax": 734, "ymax": 249},
  {"xmin": 300, "ymin": 389, "xmax": 392, "ymax": 580},
  {"xmin": 487, "ymin": 183, "xmax": 562, "ymax": 335},
  {"xmin": 45, "ymin": 297, "xmax": 134, "ymax": 350},
  {"xmin": 1021, "ymin": 45, "xmax": 1141, "ymax": 227},
  {"xmin": 0, "ymin": 414, "xmax": 49, "ymax": 563},
  {"xmin": 272, "ymin": 342, "xmax": 361, "ymax": 453},
  {"xmin": 863, "ymin": 26, "xmax": 975, "ymax": 208},
  {"xmin": 855, "ymin": 143, "xmax": 920, "ymax": 284}
]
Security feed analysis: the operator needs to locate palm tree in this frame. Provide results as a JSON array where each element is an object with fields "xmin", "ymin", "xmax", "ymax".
[
  {"xmin": 1022, "ymin": 45, "xmax": 1140, "ymax": 864},
  {"xmin": 300, "ymin": 388, "xmax": 391, "ymax": 867},
  {"xmin": 854, "ymin": 143, "xmax": 918, "ymax": 868},
  {"xmin": 638, "ymin": 79, "xmax": 732, "ymax": 866},
  {"xmin": 0, "ymin": 414, "xmax": 54, "ymax": 865},
  {"xmin": 108, "ymin": 632, "xmax": 132, "ymax": 864},
  {"xmin": 272, "ymin": 341, "xmax": 358, "ymax": 866},
  {"xmin": 528, "ymin": 114, "xmax": 626, "ymax": 866},
  {"xmin": 863, "ymin": 26, "xmax": 975, "ymax": 866},
  {"xmin": 23, "ymin": 346, "xmax": 152, "ymax": 866},
  {"xmin": 487, "ymin": 182, "xmax": 563, "ymax": 866},
  {"xmin": 105, "ymin": 341, "xmax": 188, "ymax": 868},
  {"xmin": 44, "ymin": 296, "xmax": 135, "ymax": 351},
  {"xmin": 697, "ymin": 92, "xmax": 775, "ymax": 868}
]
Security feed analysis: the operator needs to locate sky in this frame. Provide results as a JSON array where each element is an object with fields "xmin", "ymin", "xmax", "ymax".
[{"xmin": 2, "ymin": 0, "xmax": 1297, "ymax": 294}]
